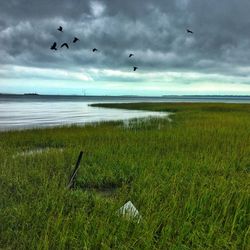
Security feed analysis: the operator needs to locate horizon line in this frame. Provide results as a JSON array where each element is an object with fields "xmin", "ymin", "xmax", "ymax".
[{"xmin": 1, "ymin": 93, "xmax": 250, "ymax": 98}]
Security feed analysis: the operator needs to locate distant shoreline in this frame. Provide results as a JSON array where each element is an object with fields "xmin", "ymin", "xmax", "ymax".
[{"xmin": 1, "ymin": 93, "xmax": 250, "ymax": 98}]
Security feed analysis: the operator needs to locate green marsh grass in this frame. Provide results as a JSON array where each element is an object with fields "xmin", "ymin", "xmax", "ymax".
[{"xmin": 0, "ymin": 103, "xmax": 250, "ymax": 249}]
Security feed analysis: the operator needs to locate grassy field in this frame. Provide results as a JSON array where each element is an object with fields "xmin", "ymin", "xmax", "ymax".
[{"xmin": 0, "ymin": 103, "xmax": 250, "ymax": 249}]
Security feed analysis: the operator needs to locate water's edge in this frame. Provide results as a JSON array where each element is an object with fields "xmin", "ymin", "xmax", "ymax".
[
  {"xmin": 1, "ymin": 95, "xmax": 250, "ymax": 132},
  {"xmin": 0, "ymin": 100, "xmax": 168, "ymax": 132}
]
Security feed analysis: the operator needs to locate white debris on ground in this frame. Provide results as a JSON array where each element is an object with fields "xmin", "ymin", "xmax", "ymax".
[{"xmin": 118, "ymin": 201, "xmax": 142, "ymax": 223}]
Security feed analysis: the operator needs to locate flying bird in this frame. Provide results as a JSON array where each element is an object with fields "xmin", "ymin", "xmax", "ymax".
[
  {"xmin": 50, "ymin": 42, "xmax": 57, "ymax": 50},
  {"xmin": 73, "ymin": 37, "xmax": 79, "ymax": 43},
  {"xmin": 61, "ymin": 43, "xmax": 69, "ymax": 49},
  {"xmin": 186, "ymin": 29, "xmax": 193, "ymax": 34},
  {"xmin": 92, "ymin": 48, "xmax": 98, "ymax": 52},
  {"xmin": 129, "ymin": 54, "xmax": 134, "ymax": 58},
  {"xmin": 133, "ymin": 67, "xmax": 138, "ymax": 71},
  {"xmin": 58, "ymin": 26, "xmax": 63, "ymax": 32}
]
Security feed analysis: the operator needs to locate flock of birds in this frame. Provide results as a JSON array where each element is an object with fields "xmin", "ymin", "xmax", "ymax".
[
  {"xmin": 50, "ymin": 26, "xmax": 194, "ymax": 72},
  {"xmin": 50, "ymin": 26, "xmax": 79, "ymax": 49}
]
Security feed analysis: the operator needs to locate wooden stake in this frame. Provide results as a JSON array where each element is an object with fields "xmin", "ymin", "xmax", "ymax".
[{"xmin": 67, "ymin": 151, "xmax": 83, "ymax": 189}]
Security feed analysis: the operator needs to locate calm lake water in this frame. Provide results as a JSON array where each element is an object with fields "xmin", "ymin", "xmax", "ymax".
[{"xmin": 0, "ymin": 95, "xmax": 249, "ymax": 131}]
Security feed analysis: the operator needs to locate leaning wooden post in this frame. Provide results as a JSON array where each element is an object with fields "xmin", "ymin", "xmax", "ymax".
[{"xmin": 67, "ymin": 151, "xmax": 83, "ymax": 189}]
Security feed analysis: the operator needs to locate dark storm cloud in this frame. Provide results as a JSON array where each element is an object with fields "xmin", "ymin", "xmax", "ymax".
[{"xmin": 1, "ymin": 0, "xmax": 250, "ymax": 78}]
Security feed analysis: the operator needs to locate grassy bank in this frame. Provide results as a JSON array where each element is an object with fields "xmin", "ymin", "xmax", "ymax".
[{"xmin": 1, "ymin": 103, "xmax": 249, "ymax": 249}]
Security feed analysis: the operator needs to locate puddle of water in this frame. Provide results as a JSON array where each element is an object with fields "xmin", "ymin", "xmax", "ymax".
[{"xmin": 13, "ymin": 147, "xmax": 64, "ymax": 158}]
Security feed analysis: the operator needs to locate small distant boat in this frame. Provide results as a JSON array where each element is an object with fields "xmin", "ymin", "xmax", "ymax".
[{"xmin": 24, "ymin": 93, "xmax": 39, "ymax": 96}]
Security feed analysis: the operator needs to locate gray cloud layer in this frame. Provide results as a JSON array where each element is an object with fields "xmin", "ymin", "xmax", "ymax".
[{"xmin": 1, "ymin": 0, "xmax": 250, "ymax": 78}]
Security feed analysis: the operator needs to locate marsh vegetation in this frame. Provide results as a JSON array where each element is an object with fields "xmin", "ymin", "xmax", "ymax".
[{"xmin": 1, "ymin": 103, "xmax": 249, "ymax": 249}]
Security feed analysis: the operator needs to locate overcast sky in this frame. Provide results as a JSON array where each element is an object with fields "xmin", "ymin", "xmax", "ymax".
[{"xmin": 1, "ymin": 0, "xmax": 250, "ymax": 95}]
